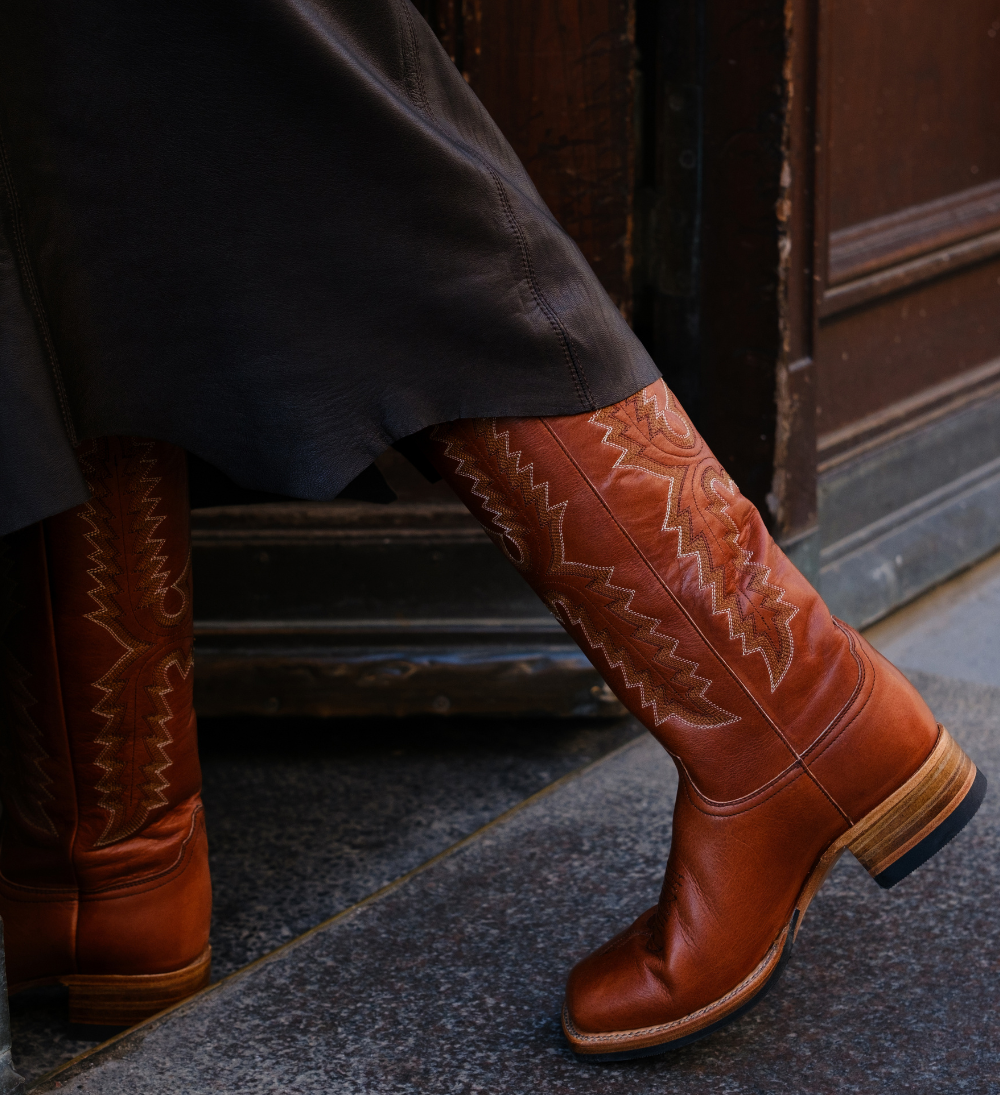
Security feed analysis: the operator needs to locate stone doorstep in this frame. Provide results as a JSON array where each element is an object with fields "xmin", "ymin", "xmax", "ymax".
[
  {"xmin": 34, "ymin": 672, "xmax": 1000, "ymax": 1095},
  {"xmin": 31, "ymin": 740, "xmax": 647, "ymax": 1093}
]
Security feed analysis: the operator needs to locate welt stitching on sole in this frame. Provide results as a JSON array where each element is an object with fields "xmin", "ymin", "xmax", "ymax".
[{"xmin": 565, "ymin": 912, "xmax": 799, "ymax": 1059}]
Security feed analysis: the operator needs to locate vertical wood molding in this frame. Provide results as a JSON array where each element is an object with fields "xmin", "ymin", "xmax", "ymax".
[
  {"xmin": 695, "ymin": 0, "xmax": 792, "ymax": 517},
  {"xmin": 772, "ymin": 0, "xmax": 819, "ymax": 558},
  {"xmin": 416, "ymin": 0, "xmax": 821, "ymax": 537}
]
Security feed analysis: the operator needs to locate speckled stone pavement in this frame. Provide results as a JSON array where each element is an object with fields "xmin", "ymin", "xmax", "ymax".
[
  {"xmin": 9, "ymin": 716, "xmax": 641, "ymax": 1085},
  {"xmin": 31, "ymin": 669, "xmax": 1000, "ymax": 1095}
]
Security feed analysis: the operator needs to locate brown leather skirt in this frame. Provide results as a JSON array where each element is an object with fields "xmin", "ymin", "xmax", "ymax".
[{"xmin": 0, "ymin": 0, "xmax": 657, "ymax": 534}]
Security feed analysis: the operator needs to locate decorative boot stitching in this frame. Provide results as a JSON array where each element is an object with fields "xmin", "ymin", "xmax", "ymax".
[
  {"xmin": 125, "ymin": 438, "xmax": 192, "ymax": 626},
  {"xmin": 700, "ymin": 468, "xmax": 797, "ymax": 689},
  {"xmin": 77, "ymin": 441, "xmax": 185, "ymax": 847},
  {"xmin": 563, "ymin": 925, "xmax": 789, "ymax": 1046},
  {"xmin": 433, "ymin": 426, "xmax": 534, "ymax": 567},
  {"xmin": 440, "ymin": 421, "xmax": 737, "ymax": 728},
  {"xmin": 589, "ymin": 382, "xmax": 698, "ymax": 471},
  {"xmin": 0, "ymin": 541, "xmax": 57, "ymax": 837},
  {"xmin": 592, "ymin": 392, "xmax": 798, "ymax": 691},
  {"xmin": 141, "ymin": 647, "xmax": 194, "ymax": 817},
  {"xmin": 547, "ymin": 594, "xmax": 736, "ymax": 728}
]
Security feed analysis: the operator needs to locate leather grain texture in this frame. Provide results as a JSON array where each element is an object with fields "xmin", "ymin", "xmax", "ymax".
[
  {"xmin": 0, "ymin": 438, "xmax": 211, "ymax": 987},
  {"xmin": 433, "ymin": 380, "xmax": 942, "ymax": 1049},
  {"xmin": 0, "ymin": 0, "xmax": 658, "ymax": 536}
]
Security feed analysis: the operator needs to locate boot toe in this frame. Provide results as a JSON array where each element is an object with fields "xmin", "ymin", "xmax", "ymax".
[{"xmin": 564, "ymin": 908, "xmax": 675, "ymax": 1037}]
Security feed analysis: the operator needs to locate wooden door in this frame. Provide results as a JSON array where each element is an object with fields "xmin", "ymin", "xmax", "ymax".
[
  {"xmin": 811, "ymin": 0, "xmax": 1000, "ymax": 624},
  {"xmin": 191, "ymin": 0, "xmax": 1000, "ymax": 717}
]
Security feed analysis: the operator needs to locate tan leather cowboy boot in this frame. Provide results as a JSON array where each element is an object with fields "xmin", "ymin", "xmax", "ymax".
[
  {"xmin": 432, "ymin": 379, "xmax": 985, "ymax": 1060},
  {"xmin": 0, "ymin": 437, "xmax": 211, "ymax": 1025}
]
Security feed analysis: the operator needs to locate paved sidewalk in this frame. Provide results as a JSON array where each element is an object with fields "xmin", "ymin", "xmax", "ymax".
[
  {"xmin": 11, "ymin": 717, "xmax": 639, "ymax": 1085},
  {"xmin": 34, "ymin": 670, "xmax": 999, "ymax": 1095},
  {"xmin": 866, "ymin": 550, "xmax": 1000, "ymax": 689}
]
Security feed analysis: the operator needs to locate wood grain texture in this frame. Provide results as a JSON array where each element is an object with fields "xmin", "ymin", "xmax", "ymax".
[
  {"xmin": 815, "ymin": 0, "xmax": 1000, "ymax": 437},
  {"xmin": 816, "ymin": 256, "xmax": 1000, "ymax": 434},
  {"xmin": 821, "ymin": 228, "xmax": 1000, "ymax": 317},
  {"xmin": 847, "ymin": 727, "xmax": 975, "ymax": 877},
  {"xmin": 829, "ymin": 178, "xmax": 1000, "ymax": 286},
  {"xmin": 694, "ymin": 0, "xmax": 789, "ymax": 515},
  {"xmin": 461, "ymin": 0, "xmax": 637, "ymax": 316},
  {"xmin": 817, "ymin": 356, "xmax": 1000, "ymax": 468},
  {"xmin": 825, "ymin": 0, "xmax": 1000, "ymax": 231},
  {"xmin": 772, "ymin": 0, "xmax": 819, "ymax": 544}
]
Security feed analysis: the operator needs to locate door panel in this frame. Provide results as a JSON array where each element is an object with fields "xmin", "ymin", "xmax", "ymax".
[
  {"xmin": 826, "ymin": 0, "xmax": 1000, "ymax": 229},
  {"xmin": 814, "ymin": 0, "xmax": 1000, "ymax": 623},
  {"xmin": 817, "ymin": 0, "xmax": 1000, "ymax": 442},
  {"xmin": 816, "ymin": 258, "xmax": 1000, "ymax": 437}
]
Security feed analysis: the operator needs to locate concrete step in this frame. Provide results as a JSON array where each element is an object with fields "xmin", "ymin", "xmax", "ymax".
[
  {"xmin": 34, "ymin": 671, "xmax": 999, "ymax": 1094},
  {"xmin": 11, "ymin": 716, "xmax": 639, "ymax": 1085}
]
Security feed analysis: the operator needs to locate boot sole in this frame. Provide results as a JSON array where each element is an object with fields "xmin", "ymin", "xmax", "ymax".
[
  {"xmin": 564, "ymin": 725, "xmax": 986, "ymax": 1062},
  {"xmin": 10, "ymin": 945, "xmax": 211, "ymax": 1026}
]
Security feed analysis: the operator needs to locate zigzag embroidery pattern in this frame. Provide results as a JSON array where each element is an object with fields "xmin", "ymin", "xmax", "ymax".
[
  {"xmin": 0, "ymin": 541, "xmax": 57, "ymax": 837},
  {"xmin": 592, "ymin": 399, "xmax": 798, "ymax": 691},
  {"xmin": 700, "ymin": 468, "xmax": 798, "ymax": 690},
  {"xmin": 438, "ymin": 421, "xmax": 737, "ymax": 729},
  {"xmin": 127, "ymin": 440, "xmax": 191, "ymax": 626},
  {"xmin": 142, "ymin": 647, "xmax": 194, "ymax": 817},
  {"xmin": 433, "ymin": 426, "xmax": 535, "ymax": 568},
  {"xmin": 78, "ymin": 441, "xmax": 182, "ymax": 846},
  {"xmin": 629, "ymin": 381, "xmax": 697, "ymax": 449},
  {"xmin": 546, "ymin": 593, "xmax": 737, "ymax": 729}
]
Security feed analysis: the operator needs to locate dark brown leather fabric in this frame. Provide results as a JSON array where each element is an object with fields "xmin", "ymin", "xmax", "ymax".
[
  {"xmin": 0, "ymin": 0, "xmax": 658, "ymax": 536},
  {"xmin": 432, "ymin": 379, "xmax": 940, "ymax": 1037},
  {"xmin": 0, "ymin": 437, "xmax": 210, "ymax": 984}
]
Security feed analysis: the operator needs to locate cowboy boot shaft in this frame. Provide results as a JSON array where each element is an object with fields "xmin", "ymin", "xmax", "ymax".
[
  {"xmin": 42, "ymin": 437, "xmax": 200, "ymax": 867},
  {"xmin": 1, "ymin": 439, "xmax": 200, "ymax": 882},
  {"xmin": 431, "ymin": 382, "xmax": 938, "ymax": 812},
  {"xmin": 432, "ymin": 382, "xmax": 962, "ymax": 1055},
  {"xmin": 0, "ymin": 522, "xmax": 78, "ymax": 885},
  {"xmin": 0, "ymin": 438, "xmax": 211, "ymax": 992}
]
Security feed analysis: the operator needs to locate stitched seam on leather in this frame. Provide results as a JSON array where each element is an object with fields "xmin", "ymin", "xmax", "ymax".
[
  {"xmin": 678, "ymin": 756, "xmax": 822, "ymax": 818},
  {"xmin": 488, "ymin": 169, "xmax": 595, "ymax": 411},
  {"xmin": 564, "ymin": 930, "xmax": 787, "ymax": 1044},
  {"xmin": 591, "ymin": 392, "xmax": 798, "ymax": 691},
  {"xmin": 674, "ymin": 751, "xmax": 802, "ymax": 810},
  {"xmin": 76, "ymin": 439, "xmax": 193, "ymax": 847},
  {"xmin": 541, "ymin": 422, "xmax": 792, "ymax": 743},
  {"xmin": 541, "ymin": 418, "xmax": 852, "ymax": 823},
  {"xmin": 547, "ymin": 593, "xmax": 738, "ymax": 728},
  {"xmin": 798, "ymin": 628, "xmax": 883, "ymax": 824},
  {"xmin": 398, "ymin": 0, "xmax": 430, "ymax": 113},
  {"xmin": 441, "ymin": 421, "xmax": 735, "ymax": 727},
  {"xmin": 81, "ymin": 806, "xmax": 202, "ymax": 897},
  {"xmin": 0, "ymin": 125, "xmax": 78, "ymax": 445},
  {"xmin": 798, "ymin": 625, "xmax": 869, "ymax": 767},
  {"xmin": 0, "ymin": 807, "xmax": 202, "ymax": 899}
]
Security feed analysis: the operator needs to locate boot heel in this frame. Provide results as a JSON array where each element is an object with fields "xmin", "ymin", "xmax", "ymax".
[
  {"xmin": 63, "ymin": 946, "xmax": 211, "ymax": 1026},
  {"xmin": 847, "ymin": 726, "xmax": 986, "ymax": 890}
]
